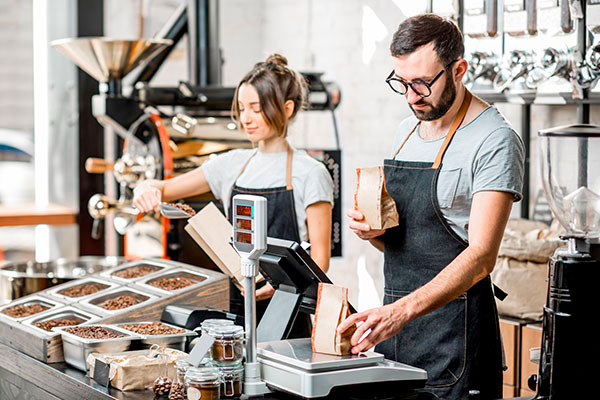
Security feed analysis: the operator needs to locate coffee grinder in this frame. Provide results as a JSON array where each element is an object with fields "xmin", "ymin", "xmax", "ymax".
[{"xmin": 532, "ymin": 124, "xmax": 600, "ymax": 398}]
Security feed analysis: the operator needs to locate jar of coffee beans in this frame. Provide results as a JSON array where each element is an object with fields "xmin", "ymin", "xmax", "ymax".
[
  {"xmin": 219, "ymin": 362, "xmax": 244, "ymax": 398},
  {"xmin": 208, "ymin": 325, "xmax": 245, "ymax": 366},
  {"xmin": 185, "ymin": 367, "xmax": 220, "ymax": 400}
]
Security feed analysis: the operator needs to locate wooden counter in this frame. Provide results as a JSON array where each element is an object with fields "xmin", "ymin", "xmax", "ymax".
[{"xmin": 0, "ymin": 203, "xmax": 77, "ymax": 226}]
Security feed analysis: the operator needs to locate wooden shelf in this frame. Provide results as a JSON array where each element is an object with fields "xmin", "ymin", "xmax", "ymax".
[{"xmin": 0, "ymin": 204, "xmax": 78, "ymax": 227}]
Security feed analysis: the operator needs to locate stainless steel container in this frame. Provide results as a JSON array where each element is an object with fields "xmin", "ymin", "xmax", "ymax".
[
  {"xmin": 54, "ymin": 324, "xmax": 142, "ymax": 371},
  {"xmin": 20, "ymin": 305, "xmax": 100, "ymax": 336},
  {"xmin": 115, "ymin": 321, "xmax": 197, "ymax": 351},
  {"xmin": 76, "ymin": 286, "xmax": 158, "ymax": 317},
  {"xmin": 100, "ymin": 258, "xmax": 174, "ymax": 284},
  {"xmin": 0, "ymin": 294, "xmax": 65, "ymax": 322},
  {"xmin": 133, "ymin": 268, "xmax": 209, "ymax": 296},
  {"xmin": 0, "ymin": 256, "xmax": 126, "ymax": 305}
]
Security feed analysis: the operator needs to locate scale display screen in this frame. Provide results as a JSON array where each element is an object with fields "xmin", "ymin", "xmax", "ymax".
[
  {"xmin": 236, "ymin": 219, "xmax": 252, "ymax": 230},
  {"xmin": 236, "ymin": 205, "xmax": 253, "ymax": 217},
  {"xmin": 236, "ymin": 231, "xmax": 252, "ymax": 244}
]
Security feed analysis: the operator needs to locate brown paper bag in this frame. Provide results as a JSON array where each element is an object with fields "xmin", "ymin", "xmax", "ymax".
[
  {"xmin": 311, "ymin": 283, "xmax": 356, "ymax": 355},
  {"xmin": 184, "ymin": 202, "xmax": 262, "ymax": 289},
  {"xmin": 354, "ymin": 166, "xmax": 399, "ymax": 229},
  {"xmin": 87, "ymin": 348, "xmax": 187, "ymax": 391}
]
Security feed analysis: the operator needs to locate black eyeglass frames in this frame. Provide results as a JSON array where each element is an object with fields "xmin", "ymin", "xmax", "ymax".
[{"xmin": 385, "ymin": 59, "xmax": 459, "ymax": 97}]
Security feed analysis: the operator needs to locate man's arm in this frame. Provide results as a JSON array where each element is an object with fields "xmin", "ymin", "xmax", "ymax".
[{"xmin": 338, "ymin": 190, "xmax": 514, "ymax": 353}]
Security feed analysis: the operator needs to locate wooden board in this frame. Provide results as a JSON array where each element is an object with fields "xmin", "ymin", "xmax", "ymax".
[
  {"xmin": 520, "ymin": 322, "xmax": 543, "ymax": 392},
  {"xmin": 0, "ymin": 260, "xmax": 229, "ymax": 364},
  {"xmin": 0, "ymin": 203, "xmax": 77, "ymax": 226},
  {"xmin": 499, "ymin": 317, "xmax": 522, "ymax": 387}
]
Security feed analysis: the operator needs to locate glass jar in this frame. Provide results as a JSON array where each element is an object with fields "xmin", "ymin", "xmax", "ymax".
[
  {"xmin": 219, "ymin": 362, "xmax": 244, "ymax": 398},
  {"xmin": 208, "ymin": 325, "xmax": 245, "ymax": 365},
  {"xmin": 185, "ymin": 367, "xmax": 220, "ymax": 400}
]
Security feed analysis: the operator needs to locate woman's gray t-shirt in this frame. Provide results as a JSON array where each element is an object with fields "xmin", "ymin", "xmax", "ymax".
[
  {"xmin": 391, "ymin": 106, "xmax": 525, "ymax": 241},
  {"xmin": 201, "ymin": 148, "xmax": 334, "ymax": 241}
]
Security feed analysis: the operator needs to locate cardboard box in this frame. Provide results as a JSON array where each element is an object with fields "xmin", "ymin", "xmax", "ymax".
[
  {"xmin": 499, "ymin": 318, "xmax": 521, "ymax": 387},
  {"xmin": 503, "ymin": 384, "xmax": 518, "ymax": 398}
]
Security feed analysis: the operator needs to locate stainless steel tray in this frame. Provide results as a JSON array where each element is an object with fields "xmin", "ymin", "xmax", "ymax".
[
  {"xmin": 115, "ymin": 321, "xmax": 197, "ymax": 351},
  {"xmin": 76, "ymin": 287, "xmax": 158, "ymax": 317},
  {"xmin": 0, "ymin": 294, "xmax": 65, "ymax": 322},
  {"xmin": 55, "ymin": 324, "xmax": 142, "ymax": 371},
  {"xmin": 20, "ymin": 305, "xmax": 100, "ymax": 336},
  {"xmin": 100, "ymin": 258, "xmax": 174, "ymax": 284},
  {"xmin": 42, "ymin": 276, "xmax": 120, "ymax": 304},
  {"xmin": 132, "ymin": 268, "xmax": 209, "ymax": 295}
]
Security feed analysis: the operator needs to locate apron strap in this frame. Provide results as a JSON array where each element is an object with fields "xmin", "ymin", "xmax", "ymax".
[
  {"xmin": 391, "ymin": 89, "xmax": 473, "ymax": 169},
  {"xmin": 233, "ymin": 146, "xmax": 293, "ymax": 190},
  {"xmin": 432, "ymin": 90, "xmax": 472, "ymax": 170}
]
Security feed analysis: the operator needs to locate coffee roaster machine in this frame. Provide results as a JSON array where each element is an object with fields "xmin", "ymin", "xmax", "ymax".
[{"xmin": 52, "ymin": 1, "xmax": 342, "ymax": 266}]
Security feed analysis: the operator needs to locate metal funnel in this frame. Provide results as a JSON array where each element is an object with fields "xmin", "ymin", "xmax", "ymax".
[{"xmin": 51, "ymin": 37, "xmax": 173, "ymax": 83}]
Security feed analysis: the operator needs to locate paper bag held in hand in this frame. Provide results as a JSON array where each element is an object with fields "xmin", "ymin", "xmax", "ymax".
[
  {"xmin": 355, "ymin": 166, "xmax": 399, "ymax": 230},
  {"xmin": 311, "ymin": 283, "xmax": 356, "ymax": 356}
]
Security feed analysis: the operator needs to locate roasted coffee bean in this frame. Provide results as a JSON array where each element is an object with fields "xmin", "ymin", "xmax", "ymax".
[
  {"xmin": 153, "ymin": 376, "xmax": 172, "ymax": 396},
  {"xmin": 34, "ymin": 318, "xmax": 80, "ymax": 331},
  {"xmin": 168, "ymin": 382, "xmax": 185, "ymax": 400},
  {"xmin": 98, "ymin": 295, "xmax": 143, "ymax": 310},
  {"xmin": 57, "ymin": 282, "xmax": 109, "ymax": 297},
  {"xmin": 1, "ymin": 303, "xmax": 49, "ymax": 318},
  {"xmin": 119, "ymin": 322, "xmax": 185, "ymax": 335},
  {"xmin": 112, "ymin": 265, "xmax": 161, "ymax": 279},
  {"xmin": 147, "ymin": 277, "xmax": 195, "ymax": 291},
  {"xmin": 168, "ymin": 202, "xmax": 196, "ymax": 216},
  {"xmin": 64, "ymin": 326, "xmax": 126, "ymax": 339}
]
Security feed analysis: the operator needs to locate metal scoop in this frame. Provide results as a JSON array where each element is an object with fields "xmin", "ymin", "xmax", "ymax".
[{"xmin": 160, "ymin": 203, "xmax": 193, "ymax": 219}]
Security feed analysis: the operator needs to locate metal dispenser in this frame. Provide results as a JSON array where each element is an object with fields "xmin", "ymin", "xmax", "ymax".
[{"xmin": 530, "ymin": 124, "xmax": 600, "ymax": 399}]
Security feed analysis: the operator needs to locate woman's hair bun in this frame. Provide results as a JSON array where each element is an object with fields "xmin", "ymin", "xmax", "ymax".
[{"xmin": 265, "ymin": 53, "xmax": 288, "ymax": 66}]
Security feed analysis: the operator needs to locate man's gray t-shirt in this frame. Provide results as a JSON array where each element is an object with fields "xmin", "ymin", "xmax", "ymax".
[
  {"xmin": 201, "ymin": 148, "xmax": 334, "ymax": 241},
  {"xmin": 392, "ymin": 106, "xmax": 525, "ymax": 241}
]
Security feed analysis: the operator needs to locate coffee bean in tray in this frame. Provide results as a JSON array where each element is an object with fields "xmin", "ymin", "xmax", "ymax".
[
  {"xmin": 2, "ymin": 303, "xmax": 49, "ymax": 318},
  {"xmin": 112, "ymin": 264, "xmax": 161, "ymax": 279},
  {"xmin": 34, "ymin": 318, "xmax": 80, "ymax": 332},
  {"xmin": 98, "ymin": 295, "xmax": 142, "ymax": 310},
  {"xmin": 58, "ymin": 282, "xmax": 109, "ymax": 297},
  {"xmin": 148, "ymin": 277, "xmax": 195, "ymax": 291},
  {"xmin": 64, "ymin": 326, "xmax": 126, "ymax": 339},
  {"xmin": 119, "ymin": 321, "xmax": 185, "ymax": 335}
]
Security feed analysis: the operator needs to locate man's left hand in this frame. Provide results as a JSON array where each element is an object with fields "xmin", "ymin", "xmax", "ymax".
[{"xmin": 337, "ymin": 302, "xmax": 408, "ymax": 354}]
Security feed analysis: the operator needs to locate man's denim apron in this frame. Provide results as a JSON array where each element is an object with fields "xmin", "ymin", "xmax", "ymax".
[
  {"xmin": 375, "ymin": 91, "xmax": 502, "ymax": 399},
  {"xmin": 228, "ymin": 148, "xmax": 312, "ymax": 338}
]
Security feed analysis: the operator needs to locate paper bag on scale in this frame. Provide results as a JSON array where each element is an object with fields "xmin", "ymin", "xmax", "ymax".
[
  {"xmin": 354, "ymin": 166, "xmax": 399, "ymax": 230},
  {"xmin": 311, "ymin": 283, "xmax": 356, "ymax": 356}
]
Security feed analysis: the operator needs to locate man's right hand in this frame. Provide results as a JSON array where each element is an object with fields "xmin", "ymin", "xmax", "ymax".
[
  {"xmin": 132, "ymin": 181, "xmax": 162, "ymax": 213},
  {"xmin": 347, "ymin": 209, "xmax": 386, "ymax": 240}
]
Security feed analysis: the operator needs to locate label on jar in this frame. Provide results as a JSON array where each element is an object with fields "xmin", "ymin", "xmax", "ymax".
[{"xmin": 188, "ymin": 387, "xmax": 202, "ymax": 400}]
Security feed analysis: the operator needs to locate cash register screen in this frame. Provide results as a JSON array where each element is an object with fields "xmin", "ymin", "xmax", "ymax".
[{"xmin": 259, "ymin": 238, "xmax": 356, "ymax": 312}]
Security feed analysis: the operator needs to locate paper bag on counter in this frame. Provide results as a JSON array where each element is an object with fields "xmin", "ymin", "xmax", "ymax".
[
  {"xmin": 87, "ymin": 348, "xmax": 187, "ymax": 391},
  {"xmin": 311, "ymin": 283, "xmax": 356, "ymax": 355},
  {"xmin": 354, "ymin": 166, "xmax": 399, "ymax": 230},
  {"xmin": 184, "ymin": 202, "xmax": 262, "ymax": 289}
]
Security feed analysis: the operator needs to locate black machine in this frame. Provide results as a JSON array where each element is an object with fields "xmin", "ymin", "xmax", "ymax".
[
  {"xmin": 531, "ymin": 124, "xmax": 600, "ymax": 399},
  {"xmin": 52, "ymin": 0, "xmax": 342, "ymax": 262}
]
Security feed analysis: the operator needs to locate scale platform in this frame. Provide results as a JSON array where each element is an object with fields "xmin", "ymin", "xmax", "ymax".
[{"xmin": 257, "ymin": 338, "xmax": 428, "ymax": 399}]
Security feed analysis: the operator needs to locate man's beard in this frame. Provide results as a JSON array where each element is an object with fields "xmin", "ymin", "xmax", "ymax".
[{"xmin": 409, "ymin": 74, "xmax": 457, "ymax": 121}]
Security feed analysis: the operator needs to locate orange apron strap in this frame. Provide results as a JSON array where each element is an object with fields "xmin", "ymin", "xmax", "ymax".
[{"xmin": 432, "ymin": 90, "xmax": 472, "ymax": 170}]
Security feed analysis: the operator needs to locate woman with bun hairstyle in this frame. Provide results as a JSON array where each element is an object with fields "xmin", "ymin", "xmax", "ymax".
[{"xmin": 133, "ymin": 54, "xmax": 333, "ymax": 337}]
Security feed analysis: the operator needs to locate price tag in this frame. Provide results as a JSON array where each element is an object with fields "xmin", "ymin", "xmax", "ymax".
[{"xmin": 186, "ymin": 333, "xmax": 215, "ymax": 366}]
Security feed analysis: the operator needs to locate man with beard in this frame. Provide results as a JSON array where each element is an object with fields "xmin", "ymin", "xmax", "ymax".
[{"xmin": 339, "ymin": 14, "xmax": 524, "ymax": 400}]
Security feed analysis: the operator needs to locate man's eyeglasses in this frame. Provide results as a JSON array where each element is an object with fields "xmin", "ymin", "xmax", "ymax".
[{"xmin": 385, "ymin": 60, "xmax": 459, "ymax": 98}]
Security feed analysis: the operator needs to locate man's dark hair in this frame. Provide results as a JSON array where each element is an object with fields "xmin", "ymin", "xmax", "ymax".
[{"xmin": 390, "ymin": 13, "xmax": 464, "ymax": 66}]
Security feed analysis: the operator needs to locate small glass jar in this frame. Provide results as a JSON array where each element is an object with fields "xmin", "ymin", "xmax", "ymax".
[
  {"xmin": 185, "ymin": 367, "xmax": 220, "ymax": 400},
  {"xmin": 219, "ymin": 362, "xmax": 244, "ymax": 398},
  {"xmin": 208, "ymin": 325, "xmax": 245, "ymax": 365},
  {"xmin": 169, "ymin": 359, "xmax": 192, "ymax": 400}
]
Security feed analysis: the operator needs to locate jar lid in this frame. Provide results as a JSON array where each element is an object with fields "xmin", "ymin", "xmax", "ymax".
[
  {"xmin": 207, "ymin": 324, "xmax": 244, "ymax": 338},
  {"xmin": 185, "ymin": 366, "xmax": 219, "ymax": 382},
  {"xmin": 200, "ymin": 318, "xmax": 234, "ymax": 329},
  {"xmin": 219, "ymin": 363, "xmax": 244, "ymax": 377}
]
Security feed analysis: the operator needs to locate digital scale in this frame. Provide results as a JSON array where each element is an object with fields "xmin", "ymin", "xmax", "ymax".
[{"xmin": 231, "ymin": 194, "xmax": 428, "ymax": 399}]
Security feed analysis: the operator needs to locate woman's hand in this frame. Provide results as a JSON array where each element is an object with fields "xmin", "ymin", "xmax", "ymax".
[
  {"xmin": 240, "ymin": 281, "xmax": 276, "ymax": 301},
  {"xmin": 133, "ymin": 181, "xmax": 162, "ymax": 213},
  {"xmin": 347, "ymin": 209, "xmax": 386, "ymax": 240}
]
